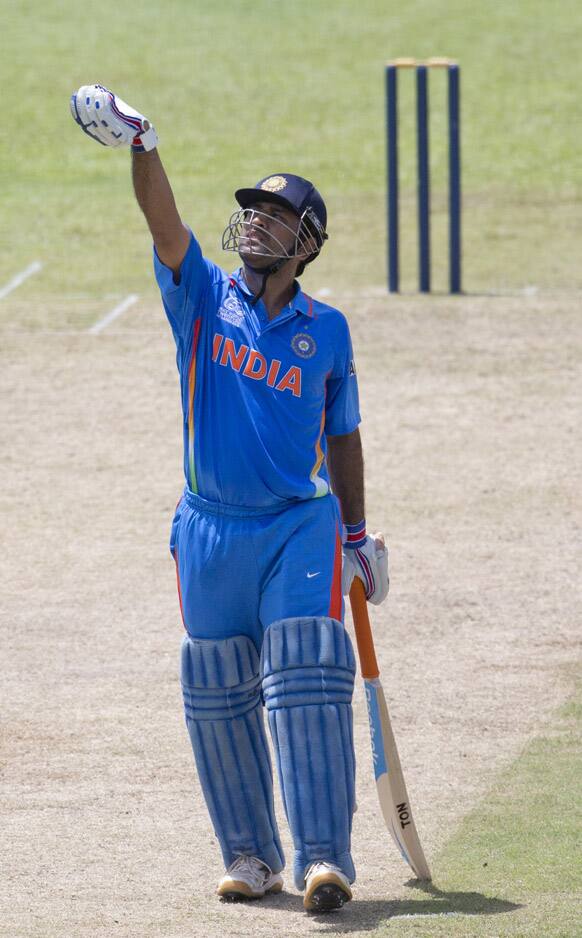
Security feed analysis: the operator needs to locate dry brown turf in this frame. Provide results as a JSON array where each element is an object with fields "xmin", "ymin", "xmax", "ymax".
[{"xmin": 1, "ymin": 290, "xmax": 580, "ymax": 937}]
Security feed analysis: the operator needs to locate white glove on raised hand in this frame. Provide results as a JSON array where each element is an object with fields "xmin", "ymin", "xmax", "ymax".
[
  {"xmin": 342, "ymin": 530, "xmax": 389, "ymax": 605},
  {"xmin": 70, "ymin": 84, "xmax": 158, "ymax": 151}
]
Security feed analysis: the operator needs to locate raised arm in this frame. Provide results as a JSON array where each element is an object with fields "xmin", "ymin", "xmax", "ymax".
[
  {"xmin": 70, "ymin": 83, "xmax": 189, "ymax": 273},
  {"xmin": 131, "ymin": 150, "xmax": 189, "ymax": 274}
]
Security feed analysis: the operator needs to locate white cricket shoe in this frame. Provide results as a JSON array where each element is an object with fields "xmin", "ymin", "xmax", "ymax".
[
  {"xmin": 303, "ymin": 861, "xmax": 353, "ymax": 912},
  {"xmin": 217, "ymin": 854, "xmax": 284, "ymax": 901}
]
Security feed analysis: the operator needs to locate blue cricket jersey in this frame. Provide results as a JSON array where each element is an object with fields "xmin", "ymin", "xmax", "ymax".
[{"xmin": 154, "ymin": 231, "xmax": 360, "ymax": 510}]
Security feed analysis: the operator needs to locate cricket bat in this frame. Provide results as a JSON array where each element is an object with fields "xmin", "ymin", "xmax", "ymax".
[{"xmin": 349, "ymin": 577, "xmax": 431, "ymax": 880}]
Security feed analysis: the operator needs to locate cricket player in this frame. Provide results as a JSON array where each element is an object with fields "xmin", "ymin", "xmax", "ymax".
[{"xmin": 71, "ymin": 85, "xmax": 389, "ymax": 914}]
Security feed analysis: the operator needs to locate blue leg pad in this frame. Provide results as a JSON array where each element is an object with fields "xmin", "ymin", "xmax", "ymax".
[
  {"xmin": 261, "ymin": 617, "xmax": 356, "ymax": 889},
  {"xmin": 181, "ymin": 634, "xmax": 284, "ymax": 873}
]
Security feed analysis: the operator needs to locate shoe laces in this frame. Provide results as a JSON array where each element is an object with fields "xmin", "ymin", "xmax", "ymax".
[
  {"xmin": 228, "ymin": 854, "xmax": 271, "ymax": 886},
  {"xmin": 306, "ymin": 861, "xmax": 344, "ymax": 880}
]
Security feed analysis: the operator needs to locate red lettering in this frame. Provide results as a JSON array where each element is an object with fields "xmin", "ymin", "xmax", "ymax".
[
  {"xmin": 213, "ymin": 339, "xmax": 302, "ymax": 398},
  {"xmin": 212, "ymin": 333, "xmax": 224, "ymax": 362},
  {"xmin": 267, "ymin": 359, "xmax": 282, "ymax": 387},
  {"xmin": 220, "ymin": 337, "xmax": 248, "ymax": 372},
  {"xmin": 244, "ymin": 350, "xmax": 267, "ymax": 380},
  {"xmin": 276, "ymin": 366, "xmax": 302, "ymax": 397}
]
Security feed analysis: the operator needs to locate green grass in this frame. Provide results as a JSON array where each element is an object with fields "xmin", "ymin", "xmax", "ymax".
[
  {"xmin": 1, "ymin": 0, "xmax": 582, "ymax": 311},
  {"xmin": 374, "ymin": 680, "xmax": 582, "ymax": 936}
]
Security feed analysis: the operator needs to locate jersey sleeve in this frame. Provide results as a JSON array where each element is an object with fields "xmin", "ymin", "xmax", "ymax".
[
  {"xmin": 324, "ymin": 314, "xmax": 361, "ymax": 436},
  {"xmin": 153, "ymin": 229, "xmax": 216, "ymax": 343}
]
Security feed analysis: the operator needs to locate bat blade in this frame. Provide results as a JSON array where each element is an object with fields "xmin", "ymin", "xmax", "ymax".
[
  {"xmin": 349, "ymin": 577, "xmax": 431, "ymax": 881},
  {"xmin": 364, "ymin": 676, "xmax": 431, "ymax": 880}
]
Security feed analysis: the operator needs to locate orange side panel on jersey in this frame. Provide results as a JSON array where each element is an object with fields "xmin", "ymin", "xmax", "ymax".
[
  {"xmin": 187, "ymin": 318, "xmax": 202, "ymax": 492},
  {"xmin": 328, "ymin": 524, "xmax": 343, "ymax": 620}
]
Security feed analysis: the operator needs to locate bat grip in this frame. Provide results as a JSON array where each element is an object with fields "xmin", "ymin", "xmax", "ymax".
[{"xmin": 349, "ymin": 577, "xmax": 380, "ymax": 680}]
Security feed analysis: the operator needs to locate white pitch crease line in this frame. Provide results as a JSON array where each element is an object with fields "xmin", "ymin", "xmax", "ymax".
[
  {"xmin": 0, "ymin": 261, "xmax": 43, "ymax": 300},
  {"xmin": 89, "ymin": 294, "xmax": 139, "ymax": 335}
]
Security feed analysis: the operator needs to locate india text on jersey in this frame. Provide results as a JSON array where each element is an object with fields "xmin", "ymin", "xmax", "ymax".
[{"xmin": 212, "ymin": 333, "xmax": 302, "ymax": 397}]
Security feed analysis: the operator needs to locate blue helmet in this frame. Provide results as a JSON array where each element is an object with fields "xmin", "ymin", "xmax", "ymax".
[{"xmin": 234, "ymin": 173, "xmax": 328, "ymax": 251}]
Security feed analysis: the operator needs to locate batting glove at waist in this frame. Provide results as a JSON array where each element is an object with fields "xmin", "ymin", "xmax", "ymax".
[
  {"xmin": 342, "ymin": 532, "xmax": 389, "ymax": 605},
  {"xmin": 70, "ymin": 84, "xmax": 158, "ymax": 151}
]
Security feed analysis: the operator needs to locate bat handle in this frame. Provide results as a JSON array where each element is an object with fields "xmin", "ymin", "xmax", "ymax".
[{"xmin": 349, "ymin": 577, "xmax": 380, "ymax": 680}]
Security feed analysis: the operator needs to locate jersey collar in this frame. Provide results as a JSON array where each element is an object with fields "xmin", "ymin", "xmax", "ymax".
[{"xmin": 230, "ymin": 268, "xmax": 314, "ymax": 319}]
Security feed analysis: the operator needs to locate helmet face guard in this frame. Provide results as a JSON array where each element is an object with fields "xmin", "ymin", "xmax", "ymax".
[{"xmin": 222, "ymin": 206, "xmax": 323, "ymax": 263}]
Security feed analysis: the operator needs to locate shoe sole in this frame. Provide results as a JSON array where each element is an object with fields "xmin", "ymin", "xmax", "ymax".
[
  {"xmin": 217, "ymin": 879, "xmax": 283, "ymax": 902},
  {"xmin": 304, "ymin": 873, "xmax": 352, "ymax": 912}
]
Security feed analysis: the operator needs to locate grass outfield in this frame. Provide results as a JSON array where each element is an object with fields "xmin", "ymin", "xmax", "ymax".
[
  {"xmin": 1, "ymin": 0, "xmax": 582, "ymax": 307},
  {"xmin": 380, "ymin": 683, "xmax": 582, "ymax": 937}
]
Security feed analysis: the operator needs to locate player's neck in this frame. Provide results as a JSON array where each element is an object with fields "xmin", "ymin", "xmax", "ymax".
[{"xmin": 243, "ymin": 264, "xmax": 298, "ymax": 320}]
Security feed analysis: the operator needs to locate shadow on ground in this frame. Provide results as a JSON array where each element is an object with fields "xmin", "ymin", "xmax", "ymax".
[{"xmin": 256, "ymin": 880, "xmax": 522, "ymax": 930}]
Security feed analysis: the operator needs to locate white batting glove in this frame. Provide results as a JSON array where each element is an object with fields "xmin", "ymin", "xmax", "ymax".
[
  {"xmin": 70, "ymin": 84, "xmax": 158, "ymax": 151},
  {"xmin": 342, "ymin": 526, "xmax": 389, "ymax": 605}
]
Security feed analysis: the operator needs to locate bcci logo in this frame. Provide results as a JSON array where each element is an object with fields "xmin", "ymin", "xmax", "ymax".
[
  {"xmin": 292, "ymin": 332, "xmax": 317, "ymax": 359},
  {"xmin": 260, "ymin": 175, "xmax": 288, "ymax": 193}
]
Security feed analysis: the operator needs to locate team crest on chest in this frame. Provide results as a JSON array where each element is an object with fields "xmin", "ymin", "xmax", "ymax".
[
  {"xmin": 291, "ymin": 332, "xmax": 317, "ymax": 359},
  {"xmin": 217, "ymin": 295, "xmax": 245, "ymax": 326}
]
